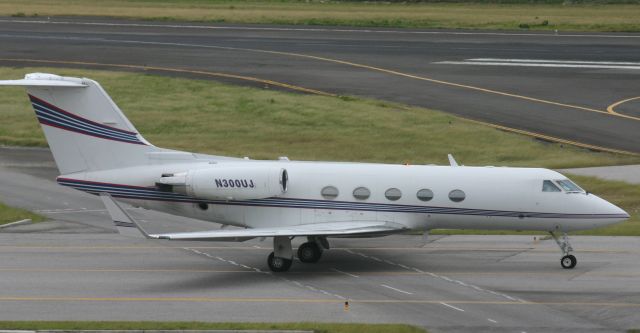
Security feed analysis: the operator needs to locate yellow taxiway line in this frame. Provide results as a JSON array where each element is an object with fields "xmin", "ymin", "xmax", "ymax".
[
  {"xmin": 0, "ymin": 296, "xmax": 638, "ymax": 308},
  {"xmin": 607, "ymin": 96, "xmax": 640, "ymax": 116},
  {"xmin": 224, "ymin": 47, "xmax": 640, "ymax": 122},
  {"xmin": 0, "ymin": 267, "xmax": 637, "ymax": 278},
  {"xmin": 0, "ymin": 58, "xmax": 334, "ymax": 97}
]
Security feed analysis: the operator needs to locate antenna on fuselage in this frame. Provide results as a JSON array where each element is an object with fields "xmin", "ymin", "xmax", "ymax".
[{"xmin": 447, "ymin": 154, "xmax": 459, "ymax": 167}]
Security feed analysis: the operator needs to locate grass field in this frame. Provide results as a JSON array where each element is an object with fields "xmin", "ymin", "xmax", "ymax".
[
  {"xmin": 0, "ymin": 66, "xmax": 639, "ymax": 235},
  {"xmin": 1, "ymin": 0, "xmax": 640, "ymax": 32},
  {"xmin": 0, "ymin": 321, "xmax": 426, "ymax": 333},
  {"xmin": 0, "ymin": 201, "xmax": 44, "ymax": 225}
]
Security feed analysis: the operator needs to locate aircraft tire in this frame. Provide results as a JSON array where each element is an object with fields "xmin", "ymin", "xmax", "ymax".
[
  {"xmin": 560, "ymin": 254, "xmax": 577, "ymax": 269},
  {"xmin": 297, "ymin": 242, "xmax": 322, "ymax": 263},
  {"xmin": 268, "ymin": 252, "xmax": 292, "ymax": 272}
]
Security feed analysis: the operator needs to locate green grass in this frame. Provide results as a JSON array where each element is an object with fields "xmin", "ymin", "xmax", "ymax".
[
  {"xmin": 0, "ymin": 321, "xmax": 426, "ymax": 333},
  {"xmin": 0, "ymin": 201, "xmax": 44, "ymax": 225},
  {"xmin": 1, "ymin": 0, "xmax": 640, "ymax": 32},
  {"xmin": 1, "ymin": 66, "xmax": 639, "ymax": 235}
]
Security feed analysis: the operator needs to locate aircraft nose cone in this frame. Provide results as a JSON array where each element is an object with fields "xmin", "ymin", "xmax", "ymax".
[{"xmin": 598, "ymin": 196, "xmax": 629, "ymax": 221}]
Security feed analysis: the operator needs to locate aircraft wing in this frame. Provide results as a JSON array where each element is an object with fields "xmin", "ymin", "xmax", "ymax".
[
  {"xmin": 150, "ymin": 221, "xmax": 408, "ymax": 241},
  {"xmin": 99, "ymin": 193, "xmax": 408, "ymax": 241}
]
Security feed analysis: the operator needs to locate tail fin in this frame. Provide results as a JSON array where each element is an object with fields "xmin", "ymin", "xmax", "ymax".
[{"xmin": 0, "ymin": 73, "xmax": 161, "ymax": 174}]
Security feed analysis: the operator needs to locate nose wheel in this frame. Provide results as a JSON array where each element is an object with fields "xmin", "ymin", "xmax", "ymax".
[
  {"xmin": 561, "ymin": 254, "xmax": 577, "ymax": 269},
  {"xmin": 550, "ymin": 231, "xmax": 577, "ymax": 269}
]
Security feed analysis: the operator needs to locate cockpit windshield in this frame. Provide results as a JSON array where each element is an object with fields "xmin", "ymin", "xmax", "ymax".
[
  {"xmin": 556, "ymin": 179, "xmax": 584, "ymax": 193},
  {"xmin": 542, "ymin": 180, "xmax": 561, "ymax": 192}
]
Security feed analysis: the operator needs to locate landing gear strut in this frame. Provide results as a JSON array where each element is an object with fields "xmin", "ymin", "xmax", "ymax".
[{"xmin": 549, "ymin": 231, "xmax": 577, "ymax": 269}]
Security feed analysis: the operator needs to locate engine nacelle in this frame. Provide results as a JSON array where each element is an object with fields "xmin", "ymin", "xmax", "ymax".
[{"xmin": 158, "ymin": 166, "xmax": 288, "ymax": 201}]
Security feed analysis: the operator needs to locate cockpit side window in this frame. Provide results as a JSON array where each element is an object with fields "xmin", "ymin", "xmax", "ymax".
[
  {"xmin": 556, "ymin": 179, "xmax": 583, "ymax": 193},
  {"xmin": 542, "ymin": 180, "xmax": 561, "ymax": 192}
]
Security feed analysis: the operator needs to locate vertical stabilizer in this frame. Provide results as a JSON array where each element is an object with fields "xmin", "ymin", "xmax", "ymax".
[{"xmin": 0, "ymin": 73, "xmax": 161, "ymax": 174}]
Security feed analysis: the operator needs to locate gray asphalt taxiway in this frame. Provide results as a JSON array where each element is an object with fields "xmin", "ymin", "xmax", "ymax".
[
  {"xmin": 0, "ymin": 17, "xmax": 639, "ymax": 153},
  {"xmin": 1, "ymin": 147, "xmax": 640, "ymax": 332}
]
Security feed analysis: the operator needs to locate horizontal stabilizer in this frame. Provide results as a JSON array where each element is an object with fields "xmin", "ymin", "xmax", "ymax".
[
  {"xmin": 99, "ymin": 193, "xmax": 150, "ymax": 238},
  {"xmin": 149, "ymin": 221, "xmax": 408, "ymax": 241},
  {"xmin": 0, "ymin": 73, "xmax": 86, "ymax": 87}
]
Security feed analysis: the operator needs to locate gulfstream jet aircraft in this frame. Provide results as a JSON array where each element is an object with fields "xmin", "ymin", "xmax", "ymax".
[{"xmin": 0, "ymin": 73, "xmax": 629, "ymax": 272}]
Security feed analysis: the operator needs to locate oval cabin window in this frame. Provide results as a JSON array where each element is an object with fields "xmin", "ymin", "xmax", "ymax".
[
  {"xmin": 448, "ymin": 189, "xmax": 466, "ymax": 202},
  {"xmin": 385, "ymin": 188, "xmax": 402, "ymax": 201},
  {"xmin": 353, "ymin": 187, "xmax": 371, "ymax": 200},
  {"xmin": 321, "ymin": 186, "xmax": 339, "ymax": 199},
  {"xmin": 416, "ymin": 189, "xmax": 434, "ymax": 202}
]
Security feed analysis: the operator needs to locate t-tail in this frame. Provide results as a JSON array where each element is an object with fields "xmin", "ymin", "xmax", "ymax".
[{"xmin": 0, "ymin": 73, "xmax": 163, "ymax": 174}]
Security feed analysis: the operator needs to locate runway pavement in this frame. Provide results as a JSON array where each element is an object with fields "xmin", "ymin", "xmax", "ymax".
[
  {"xmin": 1, "ymin": 148, "xmax": 640, "ymax": 332},
  {"xmin": 0, "ymin": 17, "xmax": 639, "ymax": 153}
]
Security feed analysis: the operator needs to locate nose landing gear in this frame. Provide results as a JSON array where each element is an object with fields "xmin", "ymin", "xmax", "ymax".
[{"xmin": 549, "ymin": 231, "xmax": 577, "ymax": 269}]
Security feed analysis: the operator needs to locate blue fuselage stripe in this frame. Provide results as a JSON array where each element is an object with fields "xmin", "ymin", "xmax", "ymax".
[{"xmin": 56, "ymin": 179, "xmax": 627, "ymax": 219}]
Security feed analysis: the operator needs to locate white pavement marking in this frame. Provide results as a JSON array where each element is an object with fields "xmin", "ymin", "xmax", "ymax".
[
  {"xmin": 380, "ymin": 284, "xmax": 413, "ymax": 295},
  {"xmin": 440, "ymin": 302, "xmax": 465, "ymax": 312},
  {"xmin": 345, "ymin": 249, "xmax": 526, "ymax": 303},
  {"xmin": 471, "ymin": 58, "xmax": 640, "ymax": 65},
  {"xmin": 331, "ymin": 268, "xmax": 360, "ymax": 278},
  {"xmin": 183, "ymin": 247, "xmax": 346, "ymax": 300},
  {"xmin": 0, "ymin": 219, "xmax": 32, "ymax": 229},
  {"xmin": 36, "ymin": 208, "xmax": 106, "ymax": 214},
  {"xmin": 435, "ymin": 58, "xmax": 640, "ymax": 70},
  {"xmin": 2, "ymin": 19, "xmax": 640, "ymax": 38}
]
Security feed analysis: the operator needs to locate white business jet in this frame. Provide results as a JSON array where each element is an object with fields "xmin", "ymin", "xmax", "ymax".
[{"xmin": 0, "ymin": 73, "xmax": 629, "ymax": 272}]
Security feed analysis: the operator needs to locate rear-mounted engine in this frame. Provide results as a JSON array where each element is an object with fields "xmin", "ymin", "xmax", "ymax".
[{"xmin": 156, "ymin": 166, "xmax": 288, "ymax": 201}]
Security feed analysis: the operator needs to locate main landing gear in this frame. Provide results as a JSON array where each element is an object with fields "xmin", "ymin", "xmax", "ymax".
[
  {"xmin": 267, "ymin": 236, "xmax": 329, "ymax": 272},
  {"xmin": 298, "ymin": 236, "xmax": 327, "ymax": 263},
  {"xmin": 549, "ymin": 231, "xmax": 577, "ymax": 269}
]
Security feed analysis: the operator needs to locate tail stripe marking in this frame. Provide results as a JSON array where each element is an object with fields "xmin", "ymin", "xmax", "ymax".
[
  {"xmin": 28, "ymin": 95, "xmax": 146, "ymax": 145},
  {"xmin": 33, "ymin": 104, "xmax": 139, "ymax": 142}
]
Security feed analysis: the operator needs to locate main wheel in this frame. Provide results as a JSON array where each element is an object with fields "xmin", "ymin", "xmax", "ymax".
[
  {"xmin": 297, "ymin": 242, "xmax": 322, "ymax": 263},
  {"xmin": 560, "ymin": 254, "xmax": 577, "ymax": 269},
  {"xmin": 268, "ymin": 252, "xmax": 292, "ymax": 272}
]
